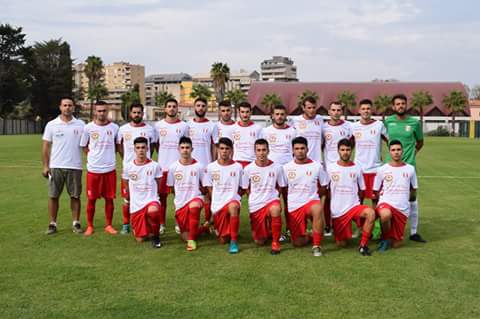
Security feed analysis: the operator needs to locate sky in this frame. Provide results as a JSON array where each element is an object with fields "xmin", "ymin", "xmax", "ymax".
[{"xmin": 2, "ymin": 0, "xmax": 479, "ymax": 87}]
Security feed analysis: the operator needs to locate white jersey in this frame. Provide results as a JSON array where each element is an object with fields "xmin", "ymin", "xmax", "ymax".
[
  {"xmin": 373, "ymin": 163, "xmax": 418, "ymax": 216},
  {"xmin": 327, "ymin": 162, "xmax": 365, "ymax": 218},
  {"xmin": 203, "ymin": 160, "xmax": 243, "ymax": 214},
  {"xmin": 80, "ymin": 122, "xmax": 119, "ymax": 173},
  {"xmin": 352, "ymin": 120, "xmax": 387, "ymax": 173},
  {"xmin": 232, "ymin": 121, "xmax": 263, "ymax": 162},
  {"xmin": 187, "ymin": 119, "xmax": 218, "ymax": 166},
  {"xmin": 216, "ymin": 121, "xmax": 236, "ymax": 142},
  {"xmin": 122, "ymin": 160, "xmax": 162, "ymax": 213},
  {"xmin": 117, "ymin": 122, "xmax": 157, "ymax": 167},
  {"xmin": 291, "ymin": 115, "xmax": 324, "ymax": 163},
  {"xmin": 154, "ymin": 119, "xmax": 189, "ymax": 171},
  {"xmin": 323, "ymin": 120, "xmax": 352, "ymax": 169},
  {"xmin": 42, "ymin": 116, "xmax": 85, "ymax": 170},
  {"xmin": 262, "ymin": 125, "xmax": 295, "ymax": 165},
  {"xmin": 166, "ymin": 160, "xmax": 205, "ymax": 211},
  {"xmin": 242, "ymin": 161, "xmax": 286, "ymax": 213},
  {"xmin": 283, "ymin": 159, "xmax": 328, "ymax": 212}
]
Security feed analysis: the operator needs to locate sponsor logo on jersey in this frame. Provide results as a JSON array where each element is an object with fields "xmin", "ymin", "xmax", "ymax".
[
  {"xmin": 175, "ymin": 172, "xmax": 183, "ymax": 181},
  {"xmin": 355, "ymin": 132, "xmax": 362, "ymax": 139},
  {"xmin": 159, "ymin": 129, "xmax": 168, "ymax": 137},
  {"xmin": 233, "ymin": 132, "xmax": 241, "ymax": 141},
  {"xmin": 252, "ymin": 174, "xmax": 261, "ymax": 183},
  {"xmin": 91, "ymin": 132, "xmax": 100, "ymax": 140},
  {"xmin": 212, "ymin": 172, "xmax": 221, "ymax": 181},
  {"xmin": 287, "ymin": 171, "xmax": 296, "ymax": 180},
  {"xmin": 331, "ymin": 173, "xmax": 340, "ymax": 182},
  {"xmin": 299, "ymin": 122, "xmax": 307, "ymax": 129},
  {"xmin": 189, "ymin": 128, "xmax": 195, "ymax": 136},
  {"xmin": 268, "ymin": 134, "xmax": 277, "ymax": 143},
  {"xmin": 129, "ymin": 173, "xmax": 138, "ymax": 181},
  {"xmin": 325, "ymin": 133, "xmax": 333, "ymax": 140},
  {"xmin": 124, "ymin": 133, "xmax": 132, "ymax": 141},
  {"xmin": 405, "ymin": 125, "xmax": 411, "ymax": 132},
  {"xmin": 385, "ymin": 174, "xmax": 393, "ymax": 182}
]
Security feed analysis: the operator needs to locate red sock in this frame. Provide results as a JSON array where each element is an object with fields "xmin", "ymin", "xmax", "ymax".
[
  {"xmin": 122, "ymin": 203, "xmax": 130, "ymax": 225},
  {"xmin": 204, "ymin": 203, "xmax": 211, "ymax": 222},
  {"xmin": 312, "ymin": 231, "xmax": 323, "ymax": 247},
  {"xmin": 147, "ymin": 209, "xmax": 161, "ymax": 235},
  {"xmin": 230, "ymin": 215, "xmax": 239, "ymax": 241},
  {"xmin": 360, "ymin": 231, "xmax": 371, "ymax": 247},
  {"xmin": 86, "ymin": 199, "xmax": 96, "ymax": 227},
  {"xmin": 188, "ymin": 206, "xmax": 200, "ymax": 240},
  {"xmin": 105, "ymin": 199, "xmax": 114, "ymax": 226},
  {"xmin": 159, "ymin": 193, "xmax": 168, "ymax": 225},
  {"xmin": 271, "ymin": 216, "xmax": 282, "ymax": 243}
]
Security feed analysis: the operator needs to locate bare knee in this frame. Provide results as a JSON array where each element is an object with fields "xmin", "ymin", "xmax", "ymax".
[
  {"xmin": 336, "ymin": 240, "xmax": 347, "ymax": 247},
  {"xmin": 147, "ymin": 205, "xmax": 159, "ymax": 213},
  {"xmin": 378, "ymin": 209, "xmax": 392, "ymax": 222},
  {"xmin": 269, "ymin": 204, "xmax": 282, "ymax": 217},
  {"xmin": 255, "ymin": 239, "xmax": 266, "ymax": 246}
]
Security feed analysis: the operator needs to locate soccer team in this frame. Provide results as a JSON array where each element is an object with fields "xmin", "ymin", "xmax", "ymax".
[{"xmin": 42, "ymin": 94, "xmax": 426, "ymax": 256}]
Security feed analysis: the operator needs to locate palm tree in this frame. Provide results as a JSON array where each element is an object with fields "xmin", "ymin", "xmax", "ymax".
[
  {"xmin": 297, "ymin": 90, "xmax": 319, "ymax": 108},
  {"xmin": 210, "ymin": 62, "xmax": 230, "ymax": 106},
  {"xmin": 84, "ymin": 56, "xmax": 108, "ymax": 119},
  {"xmin": 373, "ymin": 95, "xmax": 392, "ymax": 120},
  {"xmin": 261, "ymin": 93, "xmax": 283, "ymax": 114},
  {"xmin": 337, "ymin": 90, "xmax": 356, "ymax": 120},
  {"xmin": 443, "ymin": 90, "xmax": 467, "ymax": 136},
  {"xmin": 155, "ymin": 91, "xmax": 175, "ymax": 108},
  {"xmin": 120, "ymin": 84, "xmax": 141, "ymax": 121},
  {"xmin": 411, "ymin": 90, "xmax": 433, "ymax": 124},
  {"xmin": 225, "ymin": 89, "xmax": 247, "ymax": 120},
  {"xmin": 190, "ymin": 83, "xmax": 212, "ymax": 102}
]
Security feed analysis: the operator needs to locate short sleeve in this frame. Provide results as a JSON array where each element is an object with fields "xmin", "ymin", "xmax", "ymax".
[
  {"xmin": 211, "ymin": 123, "xmax": 219, "ymax": 144},
  {"xmin": 202, "ymin": 167, "xmax": 212, "ymax": 187},
  {"xmin": 79, "ymin": 126, "xmax": 89, "ymax": 147},
  {"xmin": 42, "ymin": 123, "xmax": 52, "ymax": 142},
  {"xmin": 318, "ymin": 166, "xmax": 329, "ymax": 186},
  {"xmin": 357, "ymin": 168, "xmax": 366, "ymax": 190},
  {"xmin": 414, "ymin": 120, "xmax": 424, "ymax": 141},
  {"xmin": 410, "ymin": 168, "xmax": 418, "ymax": 190},
  {"xmin": 121, "ymin": 164, "xmax": 129, "ymax": 180},
  {"xmin": 380, "ymin": 122, "xmax": 388, "ymax": 140},
  {"xmin": 151, "ymin": 127, "xmax": 159, "ymax": 144},
  {"xmin": 241, "ymin": 168, "xmax": 250, "ymax": 189},
  {"xmin": 373, "ymin": 168, "xmax": 383, "ymax": 191},
  {"xmin": 155, "ymin": 163, "xmax": 163, "ymax": 178},
  {"xmin": 277, "ymin": 166, "xmax": 287, "ymax": 188},
  {"xmin": 116, "ymin": 128, "xmax": 123, "ymax": 144},
  {"xmin": 166, "ymin": 166, "xmax": 175, "ymax": 187}
]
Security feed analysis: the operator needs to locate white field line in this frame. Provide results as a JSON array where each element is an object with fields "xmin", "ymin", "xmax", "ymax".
[{"xmin": 418, "ymin": 175, "xmax": 480, "ymax": 179}]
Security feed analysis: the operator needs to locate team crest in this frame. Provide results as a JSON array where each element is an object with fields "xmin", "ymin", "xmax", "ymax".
[
  {"xmin": 175, "ymin": 172, "xmax": 183, "ymax": 181},
  {"xmin": 189, "ymin": 128, "xmax": 195, "ymax": 136},
  {"xmin": 159, "ymin": 129, "xmax": 168, "ymax": 137},
  {"xmin": 325, "ymin": 133, "xmax": 332, "ymax": 140},
  {"xmin": 385, "ymin": 174, "xmax": 393, "ymax": 182},
  {"xmin": 91, "ymin": 132, "xmax": 100, "ymax": 140},
  {"xmin": 331, "ymin": 174, "xmax": 340, "ymax": 182},
  {"xmin": 299, "ymin": 122, "xmax": 307, "ymax": 129},
  {"xmin": 233, "ymin": 133, "xmax": 241, "ymax": 141},
  {"xmin": 128, "ymin": 173, "xmax": 138, "ymax": 181},
  {"xmin": 405, "ymin": 125, "xmax": 411, "ymax": 132},
  {"xmin": 287, "ymin": 171, "xmax": 296, "ymax": 180},
  {"xmin": 124, "ymin": 133, "xmax": 132, "ymax": 141},
  {"xmin": 354, "ymin": 132, "xmax": 362, "ymax": 139},
  {"xmin": 212, "ymin": 173, "xmax": 221, "ymax": 181},
  {"xmin": 252, "ymin": 175, "xmax": 261, "ymax": 183},
  {"xmin": 268, "ymin": 135, "xmax": 277, "ymax": 143}
]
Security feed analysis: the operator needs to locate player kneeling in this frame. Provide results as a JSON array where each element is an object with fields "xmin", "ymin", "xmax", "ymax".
[
  {"xmin": 373, "ymin": 140, "xmax": 418, "ymax": 252},
  {"xmin": 167, "ymin": 136, "xmax": 209, "ymax": 251},
  {"xmin": 327, "ymin": 139, "xmax": 375, "ymax": 256},
  {"xmin": 283, "ymin": 137, "xmax": 328, "ymax": 256},
  {"xmin": 122, "ymin": 137, "xmax": 163, "ymax": 248},
  {"xmin": 242, "ymin": 139, "xmax": 285, "ymax": 255}
]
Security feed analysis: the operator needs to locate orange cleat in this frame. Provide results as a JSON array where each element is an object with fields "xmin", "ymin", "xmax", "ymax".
[
  {"xmin": 271, "ymin": 241, "xmax": 281, "ymax": 255},
  {"xmin": 84, "ymin": 226, "xmax": 94, "ymax": 236},
  {"xmin": 104, "ymin": 225, "xmax": 118, "ymax": 235}
]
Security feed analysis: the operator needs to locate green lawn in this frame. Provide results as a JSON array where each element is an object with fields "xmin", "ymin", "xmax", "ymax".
[{"xmin": 0, "ymin": 136, "xmax": 479, "ymax": 319}]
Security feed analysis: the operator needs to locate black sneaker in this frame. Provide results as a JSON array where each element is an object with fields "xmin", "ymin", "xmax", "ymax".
[
  {"xmin": 72, "ymin": 223, "xmax": 83, "ymax": 234},
  {"xmin": 409, "ymin": 233, "xmax": 427, "ymax": 243},
  {"xmin": 151, "ymin": 236, "xmax": 162, "ymax": 248},
  {"xmin": 359, "ymin": 245, "xmax": 372, "ymax": 256},
  {"xmin": 46, "ymin": 224, "xmax": 57, "ymax": 235}
]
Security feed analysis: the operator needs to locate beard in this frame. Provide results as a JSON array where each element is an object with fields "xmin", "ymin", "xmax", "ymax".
[
  {"xmin": 195, "ymin": 110, "xmax": 206, "ymax": 118},
  {"xmin": 131, "ymin": 116, "xmax": 142, "ymax": 124},
  {"xmin": 394, "ymin": 108, "xmax": 406, "ymax": 116}
]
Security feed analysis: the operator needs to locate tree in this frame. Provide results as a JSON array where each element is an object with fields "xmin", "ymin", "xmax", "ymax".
[
  {"xmin": 210, "ymin": 62, "xmax": 230, "ymax": 106},
  {"xmin": 120, "ymin": 84, "xmax": 141, "ymax": 121},
  {"xmin": 337, "ymin": 90, "xmax": 356, "ymax": 120},
  {"xmin": 373, "ymin": 95, "xmax": 392, "ymax": 120},
  {"xmin": 190, "ymin": 83, "xmax": 212, "ymax": 102},
  {"xmin": 443, "ymin": 90, "xmax": 467, "ymax": 135},
  {"xmin": 297, "ymin": 90, "xmax": 319, "ymax": 108},
  {"xmin": 0, "ymin": 24, "xmax": 30, "ymax": 117},
  {"xmin": 411, "ymin": 90, "xmax": 433, "ymax": 124},
  {"xmin": 260, "ymin": 93, "xmax": 283, "ymax": 114},
  {"xmin": 470, "ymin": 84, "xmax": 480, "ymax": 100},
  {"xmin": 225, "ymin": 89, "xmax": 246, "ymax": 119},
  {"xmin": 84, "ymin": 55, "xmax": 108, "ymax": 119},
  {"xmin": 27, "ymin": 39, "xmax": 73, "ymax": 120},
  {"xmin": 155, "ymin": 91, "xmax": 175, "ymax": 108}
]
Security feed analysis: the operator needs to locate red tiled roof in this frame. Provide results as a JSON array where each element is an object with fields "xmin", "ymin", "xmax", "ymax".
[{"xmin": 247, "ymin": 81, "xmax": 469, "ymax": 116}]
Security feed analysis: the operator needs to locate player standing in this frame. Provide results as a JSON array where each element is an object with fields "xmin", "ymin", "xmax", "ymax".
[
  {"xmin": 216, "ymin": 100, "xmax": 236, "ymax": 141},
  {"xmin": 261, "ymin": 104, "xmax": 295, "ymax": 165},
  {"xmin": 231, "ymin": 102, "xmax": 262, "ymax": 168}
]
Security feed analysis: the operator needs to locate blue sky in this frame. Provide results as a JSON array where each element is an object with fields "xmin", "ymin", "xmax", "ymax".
[{"xmin": 2, "ymin": 0, "xmax": 479, "ymax": 87}]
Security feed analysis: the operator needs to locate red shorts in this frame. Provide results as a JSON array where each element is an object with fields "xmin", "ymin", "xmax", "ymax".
[
  {"xmin": 213, "ymin": 200, "xmax": 241, "ymax": 238},
  {"xmin": 332, "ymin": 204, "xmax": 370, "ymax": 242},
  {"xmin": 249, "ymin": 200, "xmax": 281, "ymax": 241},
  {"xmin": 376, "ymin": 203, "xmax": 408, "ymax": 241},
  {"xmin": 121, "ymin": 179, "xmax": 128, "ymax": 199},
  {"xmin": 363, "ymin": 173, "xmax": 376, "ymax": 199},
  {"xmin": 236, "ymin": 161, "xmax": 251, "ymax": 168},
  {"xmin": 175, "ymin": 198, "xmax": 204, "ymax": 233},
  {"xmin": 287, "ymin": 200, "xmax": 321, "ymax": 241},
  {"xmin": 131, "ymin": 201, "xmax": 161, "ymax": 238},
  {"xmin": 158, "ymin": 170, "xmax": 170, "ymax": 194},
  {"xmin": 86, "ymin": 170, "xmax": 116, "ymax": 200}
]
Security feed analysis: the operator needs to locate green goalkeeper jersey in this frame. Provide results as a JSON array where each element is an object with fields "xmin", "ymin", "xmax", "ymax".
[{"xmin": 384, "ymin": 115, "xmax": 423, "ymax": 167}]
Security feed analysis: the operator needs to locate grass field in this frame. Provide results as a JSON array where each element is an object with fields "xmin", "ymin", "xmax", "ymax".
[{"xmin": 0, "ymin": 135, "xmax": 479, "ymax": 319}]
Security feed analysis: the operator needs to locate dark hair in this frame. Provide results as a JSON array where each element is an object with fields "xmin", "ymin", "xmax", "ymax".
[
  {"xmin": 95, "ymin": 100, "xmax": 107, "ymax": 106},
  {"xmin": 218, "ymin": 137, "xmax": 233, "ymax": 148},
  {"xmin": 164, "ymin": 98, "xmax": 178, "ymax": 107},
  {"xmin": 194, "ymin": 98, "xmax": 208, "ymax": 105},
  {"xmin": 359, "ymin": 99, "xmax": 373, "ymax": 107},
  {"xmin": 302, "ymin": 96, "xmax": 317, "ymax": 106},
  {"xmin": 238, "ymin": 101, "xmax": 251, "ymax": 110},
  {"xmin": 254, "ymin": 138, "xmax": 269, "ymax": 150},
  {"xmin": 389, "ymin": 139, "xmax": 403, "ymax": 148},
  {"xmin": 218, "ymin": 100, "xmax": 231, "ymax": 107},
  {"xmin": 329, "ymin": 100, "xmax": 342, "ymax": 108},
  {"xmin": 134, "ymin": 137, "xmax": 148, "ymax": 145},
  {"xmin": 59, "ymin": 96, "xmax": 74, "ymax": 104},
  {"xmin": 337, "ymin": 138, "xmax": 352, "ymax": 149},
  {"xmin": 130, "ymin": 102, "xmax": 144, "ymax": 111},
  {"xmin": 179, "ymin": 136, "xmax": 192, "ymax": 146},
  {"xmin": 292, "ymin": 136, "xmax": 308, "ymax": 147},
  {"xmin": 391, "ymin": 94, "xmax": 407, "ymax": 105},
  {"xmin": 272, "ymin": 104, "xmax": 287, "ymax": 113}
]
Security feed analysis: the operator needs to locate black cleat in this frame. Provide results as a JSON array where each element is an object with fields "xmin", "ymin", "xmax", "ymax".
[
  {"xmin": 409, "ymin": 233, "xmax": 427, "ymax": 243},
  {"xmin": 151, "ymin": 236, "xmax": 162, "ymax": 248},
  {"xmin": 72, "ymin": 223, "xmax": 83, "ymax": 234},
  {"xmin": 359, "ymin": 245, "xmax": 372, "ymax": 256},
  {"xmin": 46, "ymin": 224, "xmax": 57, "ymax": 235}
]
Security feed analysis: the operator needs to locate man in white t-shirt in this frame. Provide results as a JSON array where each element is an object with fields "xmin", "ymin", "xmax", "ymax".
[
  {"xmin": 42, "ymin": 97, "xmax": 85, "ymax": 234},
  {"xmin": 283, "ymin": 136, "xmax": 328, "ymax": 257},
  {"xmin": 327, "ymin": 138, "xmax": 376, "ymax": 256},
  {"xmin": 242, "ymin": 139, "xmax": 285, "ymax": 255},
  {"xmin": 117, "ymin": 103, "xmax": 157, "ymax": 234},
  {"xmin": 373, "ymin": 140, "xmax": 418, "ymax": 252},
  {"xmin": 216, "ymin": 100, "xmax": 236, "ymax": 142},
  {"xmin": 204, "ymin": 137, "xmax": 243, "ymax": 254},
  {"xmin": 167, "ymin": 136, "xmax": 209, "ymax": 251},
  {"xmin": 262, "ymin": 104, "xmax": 295, "ymax": 165},
  {"xmin": 122, "ymin": 137, "xmax": 163, "ymax": 248},
  {"xmin": 79, "ymin": 101, "xmax": 119, "ymax": 236},
  {"xmin": 154, "ymin": 98, "xmax": 189, "ymax": 234},
  {"xmin": 231, "ymin": 102, "xmax": 262, "ymax": 168}
]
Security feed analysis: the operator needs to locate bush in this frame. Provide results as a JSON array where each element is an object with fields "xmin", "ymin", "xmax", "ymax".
[{"xmin": 426, "ymin": 126, "xmax": 450, "ymax": 136}]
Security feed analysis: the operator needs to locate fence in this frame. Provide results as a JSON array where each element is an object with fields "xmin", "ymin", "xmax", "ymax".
[{"xmin": 0, "ymin": 118, "xmax": 46, "ymax": 135}]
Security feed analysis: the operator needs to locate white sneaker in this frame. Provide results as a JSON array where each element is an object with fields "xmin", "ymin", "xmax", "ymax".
[
  {"xmin": 159, "ymin": 224, "xmax": 166, "ymax": 235},
  {"xmin": 174, "ymin": 224, "xmax": 181, "ymax": 234},
  {"xmin": 324, "ymin": 227, "xmax": 333, "ymax": 237}
]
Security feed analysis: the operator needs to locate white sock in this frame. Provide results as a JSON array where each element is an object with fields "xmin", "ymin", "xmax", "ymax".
[
  {"xmin": 409, "ymin": 200, "xmax": 419, "ymax": 235},
  {"xmin": 50, "ymin": 221, "xmax": 57, "ymax": 226}
]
